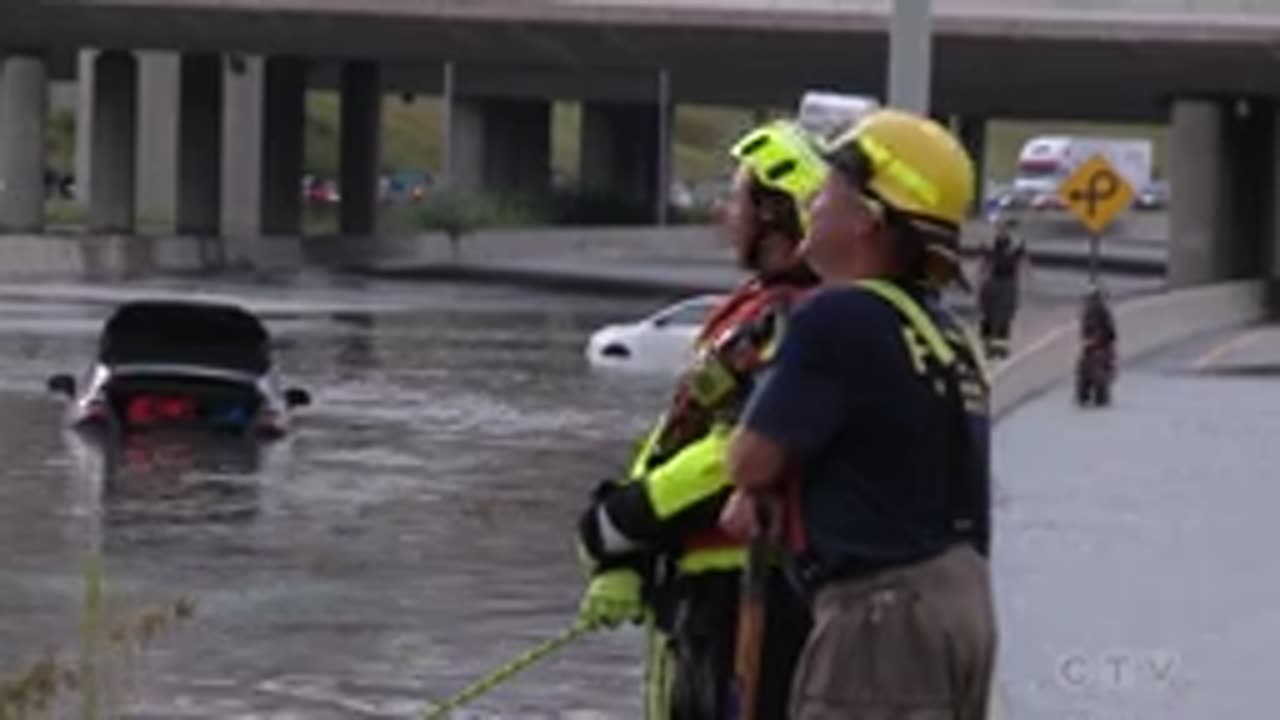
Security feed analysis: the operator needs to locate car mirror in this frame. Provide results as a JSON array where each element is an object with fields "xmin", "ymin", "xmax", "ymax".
[
  {"xmin": 46, "ymin": 373, "xmax": 76, "ymax": 397},
  {"xmin": 284, "ymin": 387, "xmax": 312, "ymax": 408}
]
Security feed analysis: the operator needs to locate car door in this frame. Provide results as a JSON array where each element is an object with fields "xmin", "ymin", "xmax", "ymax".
[{"xmin": 643, "ymin": 297, "xmax": 717, "ymax": 369}]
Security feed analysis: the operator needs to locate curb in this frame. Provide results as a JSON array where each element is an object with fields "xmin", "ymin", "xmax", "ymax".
[
  {"xmin": 353, "ymin": 247, "xmax": 1167, "ymax": 299},
  {"xmin": 357, "ymin": 263, "xmax": 737, "ymax": 298}
]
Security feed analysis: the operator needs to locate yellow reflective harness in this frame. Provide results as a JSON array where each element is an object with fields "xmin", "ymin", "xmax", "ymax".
[{"xmin": 857, "ymin": 278, "xmax": 989, "ymax": 385}]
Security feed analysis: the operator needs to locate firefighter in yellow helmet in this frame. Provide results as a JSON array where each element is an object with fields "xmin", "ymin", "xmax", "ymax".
[
  {"xmin": 721, "ymin": 109, "xmax": 997, "ymax": 720},
  {"xmin": 574, "ymin": 119, "xmax": 825, "ymax": 719}
]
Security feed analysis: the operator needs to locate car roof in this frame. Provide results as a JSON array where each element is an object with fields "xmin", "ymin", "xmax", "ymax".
[{"xmin": 99, "ymin": 300, "xmax": 271, "ymax": 375}]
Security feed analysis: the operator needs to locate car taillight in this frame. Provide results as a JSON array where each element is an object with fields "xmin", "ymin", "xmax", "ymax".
[{"xmin": 126, "ymin": 395, "xmax": 196, "ymax": 426}]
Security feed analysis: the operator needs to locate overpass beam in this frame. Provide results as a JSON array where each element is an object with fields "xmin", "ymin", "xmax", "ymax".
[
  {"xmin": 338, "ymin": 60, "xmax": 381, "ymax": 236},
  {"xmin": 89, "ymin": 50, "xmax": 137, "ymax": 235},
  {"xmin": 580, "ymin": 101, "xmax": 663, "ymax": 222},
  {"xmin": 176, "ymin": 53, "xmax": 223, "ymax": 237},
  {"xmin": 446, "ymin": 91, "xmax": 550, "ymax": 196},
  {"xmin": 1169, "ymin": 98, "xmax": 1274, "ymax": 287},
  {"xmin": 0, "ymin": 51, "xmax": 48, "ymax": 233},
  {"xmin": 259, "ymin": 56, "xmax": 306, "ymax": 236}
]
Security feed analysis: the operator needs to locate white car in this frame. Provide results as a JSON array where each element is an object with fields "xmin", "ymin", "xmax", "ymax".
[{"xmin": 585, "ymin": 294, "xmax": 725, "ymax": 373}]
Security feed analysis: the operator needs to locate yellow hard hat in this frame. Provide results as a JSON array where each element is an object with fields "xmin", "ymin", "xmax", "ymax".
[
  {"xmin": 729, "ymin": 119, "xmax": 830, "ymax": 232},
  {"xmin": 826, "ymin": 109, "xmax": 975, "ymax": 231}
]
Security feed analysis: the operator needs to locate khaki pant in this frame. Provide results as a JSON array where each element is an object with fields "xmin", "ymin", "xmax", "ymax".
[{"xmin": 789, "ymin": 545, "xmax": 997, "ymax": 720}]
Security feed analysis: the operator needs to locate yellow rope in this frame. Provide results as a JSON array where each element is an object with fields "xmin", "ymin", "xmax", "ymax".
[{"xmin": 421, "ymin": 622, "xmax": 590, "ymax": 720}]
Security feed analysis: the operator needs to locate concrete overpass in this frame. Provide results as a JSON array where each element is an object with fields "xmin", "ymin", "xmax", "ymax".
[
  {"xmin": 16, "ymin": 1, "xmax": 1280, "ymax": 116},
  {"xmin": 2, "ymin": 1, "xmax": 1280, "ymax": 286}
]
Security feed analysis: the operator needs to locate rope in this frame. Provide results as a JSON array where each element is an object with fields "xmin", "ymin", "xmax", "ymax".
[{"xmin": 420, "ymin": 622, "xmax": 591, "ymax": 720}]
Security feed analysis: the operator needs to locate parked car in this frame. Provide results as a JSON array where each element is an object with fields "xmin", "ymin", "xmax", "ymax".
[
  {"xmin": 585, "ymin": 294, "xmax": 724, "ymax": 372},
  {"xmin": 46, "ymin": 300, "xmax": 311, "ymax": 439},
  {"xmin": 1135, "ymin": 179, "xmax": 1169, "ymax": 210},
  {"xmin": 1030, "ymin": 191, "xmax": 1067, "ymax": 211}
]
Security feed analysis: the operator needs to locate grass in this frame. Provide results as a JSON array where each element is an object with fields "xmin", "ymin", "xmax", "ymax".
[{"xmin": 0, "ymin": 555, "xmax": 196, "ymax": 720}]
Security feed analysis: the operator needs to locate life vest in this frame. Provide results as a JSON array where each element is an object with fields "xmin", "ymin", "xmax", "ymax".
[{"xmin": 664, "ymin": 268, "xmax": 816, "ymax": 575}]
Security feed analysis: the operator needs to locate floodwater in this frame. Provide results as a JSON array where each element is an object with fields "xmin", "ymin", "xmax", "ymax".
[
  {"xmin": 0, "ymin": 267, "xmax": 1187, "ymax": 719},
  {"xmin": 0, "ymin": 275, "xmax": 674, "ymax": 719}
]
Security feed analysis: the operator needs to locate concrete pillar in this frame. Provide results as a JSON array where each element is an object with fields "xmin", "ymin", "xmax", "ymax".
[
  {"xmin": 1271, "ymin": 109, "xmax": 1280, "ymax": 280},
  {"xmin": 0, "ymin": 51, "xmax": 48, "ymax": 233},
  {"xmin": 580, "ymin": 101, "xmax": 660, "ymax": 220},
  {"xmin": 887, "ymin": 0, "xmax": 933, "ymax": 115},
  {"xmin": 75, "ymin": 49, "xmax": 94, "ymax": 204},
  {"xmin": 176, "ymin": 53, "xmax": 222, "ymax": 236},
  {"xmin": 953, "ymin": 115, "xmax": 986, "ymax": 216},
  {"xmin": 89, "ymin": 50, "xmax": 137, "ymax": 235},
  {"xmin": 655, "ymin": 68, "xmax": 674, "ymax": 226},
  {"xmin": 1169, "ymin": 98, "xmax": 1274, "ymax": 287},
  {"xmin": 446, "ymin": 91, "xmax": 550, "ymax": 195},
  {"xmin": 221, "ymin": 54, "xmax": 263, "ymax": 238},
  {"xmin": 1222, "ymin": 98, "xmax": 1273, "ymax": 280},
  {"xmin": 1170, "ymin": 100, "xmax": 1228, "ymax": 287},
  {"xmin": 259, "ymin": 56, "xmax": 305, "ymax": 236},
  {"xmin": 338, "ymin": 60, "xmax": 381, "ymax": 236},
  {"xmin": 135, "ymin": 52, "xmax": 179, "ymax": 225}
]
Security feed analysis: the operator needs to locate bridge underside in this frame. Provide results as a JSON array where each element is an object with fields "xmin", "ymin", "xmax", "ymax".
[
  {"xmin": 7, "ymin": 3, "xmax": 1280, "ymax": 284},
  {"xmin": 10, "ymin": 5, "xmax": 1280, "ymax": 121}
]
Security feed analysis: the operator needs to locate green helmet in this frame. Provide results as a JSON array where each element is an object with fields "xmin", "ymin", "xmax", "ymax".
[{"xmin": 729, "ymin": 119, "xmax": 830, "ymax": 233}]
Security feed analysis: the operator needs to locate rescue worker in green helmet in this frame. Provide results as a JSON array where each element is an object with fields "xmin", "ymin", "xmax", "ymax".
[{"xmin": 574, "ymin": 118, "xmax": 825, "ymax": 719}]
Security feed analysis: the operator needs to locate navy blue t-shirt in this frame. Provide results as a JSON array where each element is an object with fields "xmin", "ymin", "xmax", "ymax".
[{"xmin": 742, "ymin": 283, "xmax": 990, "ymax": 582}]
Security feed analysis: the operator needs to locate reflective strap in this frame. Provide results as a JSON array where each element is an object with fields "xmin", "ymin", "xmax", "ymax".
[
  {"xmin": 643, "ymin": 616, "xmax": 673, "ymax": 720},
  {"xmin": 852, "ymin": 134, "xmax": 942, "ymax": 211},
  {"xmin": 856, "ymin": 279, "xmax": 956, "ymax": 366},
  {"xmin": 628, "ymin": 420, "xmax": 665, "ymax": 480},
  {"xmin": 644, "ymin": 427, "xmax": 731, "ymax": 520},
  {"xmin": 677, "ymin": 546, "xmax": 746, "ymax": 575},
  {"xmin": 956, "ymin": 323, "xmax": 992, "ymax": 386},
  {"xmin": 596, "ymin": 505, "xmax": 642, "ymax": 556}
]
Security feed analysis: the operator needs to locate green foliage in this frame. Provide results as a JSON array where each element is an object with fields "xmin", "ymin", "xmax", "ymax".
[
  {"xmin": 0, "ymin": 555, "xmax": 196, "ymax": 720},
  {"xmin": 45, "ymin": 109, "xmax": 76, "ymax": 174}
]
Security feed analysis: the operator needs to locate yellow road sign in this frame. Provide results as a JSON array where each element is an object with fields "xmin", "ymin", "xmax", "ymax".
[{"xmin": 1057, "ymin": 154, "xmax": 1135, "ymax": 234}]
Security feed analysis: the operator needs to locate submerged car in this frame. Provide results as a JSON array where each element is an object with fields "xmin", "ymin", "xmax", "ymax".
[
  {"xmin": 585, "ymin": 294, "xmax": 724, "ymax": 373},
  {"xmin": 46, "ymin": 300, "xmax": 311, "ymax": 438}
]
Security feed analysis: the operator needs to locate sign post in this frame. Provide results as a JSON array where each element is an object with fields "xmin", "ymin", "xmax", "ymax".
[{"xmin": 1057, "ymin": 154, "xmax": 1136, "ymax": 282}]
